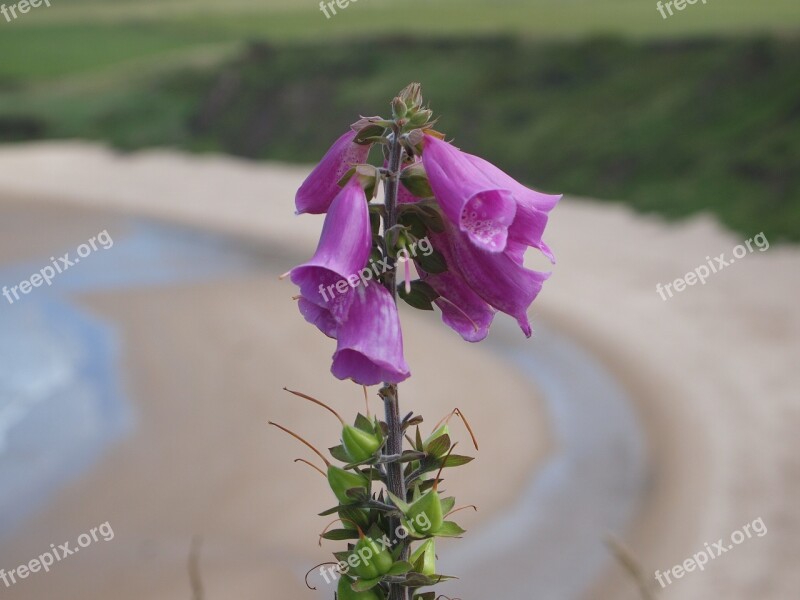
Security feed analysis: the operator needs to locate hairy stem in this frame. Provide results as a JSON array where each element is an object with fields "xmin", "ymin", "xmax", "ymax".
[{"xmin": 381, "ymin": 124, "xmax": 408, "ymax": 600}]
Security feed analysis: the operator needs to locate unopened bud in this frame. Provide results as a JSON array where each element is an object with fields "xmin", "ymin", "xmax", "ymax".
[
  {"xmin": 408, "ymin": 109, "xmax": 433, "ymax": 127},
  {"xmin": 399, "ymin": 163, "xmax": 433, "ymax": 199},
  {"xmin": 410, "ymin": 539, "xmax": 437, "ymax": 576},
  {"xmin": 392, "ymin": 97, "xmax": 408, "ymax": 120}
]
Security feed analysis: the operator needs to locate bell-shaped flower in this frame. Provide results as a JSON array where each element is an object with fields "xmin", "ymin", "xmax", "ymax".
[
  {"xmin": 422, "ymin": 135, "xmax": 517, "ymax": 254},
  {"xmin": 295, "ymin": 131, "xmax": 370, "ymax": 215},
  {"xmin": 290, "ymin": 177, "xmax": 371, "ymax": 326},
  {"xmin": 444, "ymin": 221, "xmax": 550, "ymax": 338},
  {"xmin": 331, "ymin": 283, "xmax": 411, "ymax": 385},
  {"xmin": 419, "ymin": 231, "xmax": 495, "ymax": 342},
  {"xmin": 463, "ymin": 153, "xmax": 561, "ymax": 264}
]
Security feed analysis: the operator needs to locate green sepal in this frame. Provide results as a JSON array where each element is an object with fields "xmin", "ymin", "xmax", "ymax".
[
  {"xmin": 400, "ymin": 573, "xmax": 457, "ymax": 587},
  {"xmin": 351, "ymin": 577, "xmax": 382, "ymax": 592},
  {"xmin": 439, "ymin": 496, "xmax": 456, "ymax": 515},
  {"xmin": 398, "ymin": 281, "xmax": 438, "ymax": 311},
  {"xmin": 330, "ymin": 445, "xmax": 351, "ymax": 463},
  {"xmin": 354, "ymin": 124, "xmax": 387, "ymax": 145},
  {"xmin": 386, "ymin": 491, "xmax": 411, "ymax": 513},
  {"xmin": 320, "ymin": 528, "xmax": 360, "ymax": 542},
  {"xmin": 399, "ymin": 163, "xmax": 433, "ymax": 199},
  {"xmin": 440, "ymin": 454, "xmax": 474, "ymax": 468},
  {"xmin": 386, "ymin": 561, "xmax": 413, "ymax": 576},
  {"xmin": 415, "ymin": 248, "xmax": 447, "ymax": 274},
  {"xmin": 434, "ymin": 521, "xmax": 466, "ymax": 538},
  {"xmin": 425, "ymin": 433, "xmax": 451, "ymax": 458}
]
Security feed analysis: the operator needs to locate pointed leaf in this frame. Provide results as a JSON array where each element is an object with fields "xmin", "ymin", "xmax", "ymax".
[
  {"xmin": 425, "ymin": 434, "xmax": 451, "ymax": 458},
  {"xmin": 440, "ymin": 496, "xmax": 456, "ymax": 515},
  {"xmin": 387, "ymin": 561, "xmax": 413, "ymax": 576},
  {"xmin": 352, "ymin": 577, "xmax": 382, "ymax": 592},
  {"xmin": 386, "ymin": 491, "xmax": 411, "ymax": 513},
  {"xmin": 321, "ymin": 529, "xmax": 360, "ymax": 542},
  {"xmin": 441, "ymin": 454, "xmax": 475, "ymax": 468},
  {"xmin": 435, "ymin": 521, "xmax": 466, "ymax": 538},
  {"xmin": 354, "ymin": 413, "xmax": 374, "ymax": 433}
]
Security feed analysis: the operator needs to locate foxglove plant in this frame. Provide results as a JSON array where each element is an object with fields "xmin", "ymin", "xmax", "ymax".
[{"xmin": 273, "ymin": 84, "xmax": 559, "ymax": 600}]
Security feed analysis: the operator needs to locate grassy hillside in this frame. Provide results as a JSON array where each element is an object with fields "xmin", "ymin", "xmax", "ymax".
[
  {"xmin": 1, "ymin": 0, "xmax": 799, "ymax": 80},
  {"xmin": 0, "ymin": 2, "xmax": 798, "ymax": 240}
]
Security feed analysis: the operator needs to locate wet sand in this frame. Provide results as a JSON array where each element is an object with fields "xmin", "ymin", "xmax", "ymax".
[{"xmin": 0, "ymin": 142, "xmax": 799, "ymax": 599}]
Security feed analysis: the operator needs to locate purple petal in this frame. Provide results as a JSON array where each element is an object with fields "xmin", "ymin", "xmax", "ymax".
[
  {"xmin": 295, "ymin": 131, "xmax": 370, "ymax": 215},
  {"xmin": 298, "ymin": 297, "xmax": 338, "ymax": 339},
  {"xmin": 290, "ymin": 177, "xmax": 371, "ymax": 322},
  {"xmin": 445, "ymin": 222, "xmax": 550, "ymax": 338},
  {"xmin": 331, "ymin": 284, "xmax": 410, "ymax": 386},
  {"xmin": 423, "ymin": 135, "xmax": 516, "ymax": 253},
  {"xmin": 421, "ymin": 232, "xmax": 495, "ymax": 342},
  {"xmin": 464, "ymin": 153, "xmax": 560, "ymax": 263}
]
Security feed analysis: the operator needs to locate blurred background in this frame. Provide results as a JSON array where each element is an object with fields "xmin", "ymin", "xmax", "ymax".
[{"xmin": 0, "ymin": 1, "xmax": 798, "ymax": 599}]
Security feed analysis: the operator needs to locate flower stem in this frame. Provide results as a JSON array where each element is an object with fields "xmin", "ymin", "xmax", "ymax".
[{"xmin": 381, "ymin": 124, "xmax": 408, "ymax": 600}]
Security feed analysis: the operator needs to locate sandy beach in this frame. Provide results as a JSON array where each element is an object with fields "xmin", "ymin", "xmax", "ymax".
[{"xmin": 0, "ymin": 142, "xmax": 798, "ymax": 599}]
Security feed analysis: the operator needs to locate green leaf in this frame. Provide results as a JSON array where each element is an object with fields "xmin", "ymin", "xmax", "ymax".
[
  {"xmin": 399, "ymin": 163, "xmax": 433, "ymax": 199},
  {"xmin": 413, "ymin": 593, "xmax": 436, "ymax": 600},
  {"xmin": 386, "ymin": 491, "xmax": 411, "ymax": 513},
  {"xmin": 434, "ymin": 521, "xmax": 466, "ymax": 538},
  {"xmin": 352, "ymin": 577, "xmax": 382, "ymax": 592},
  {"xmin": 400, "ymin": 573, "xmax": 457, "ymax": 587},
  {"xmin": 399, "ymin": 450, "xmax": 426, "ymax": 463},
  {"xmin": 398, "ymin": 212, "xmax": 428, "ymax": 240},
  {"xmin": 354, "ymin": 124, "xmax": 387, "ymax": 144},
  {"xmin": 415, "ymin": 248, "xmax": 447, "ymax": 274},
  {"xmin": 319, "ymin": 505, "xmax": 342, "ymax": 517},
  {"xmin": 398, "ymin": 282, "xmax": 436, "ymax": 311},
  {"xmin": 440, "ymin": 496, "xmax": 456, "ymax": 515},
  {"xmin": 321, "ymin": 528, "xmax": 360, "ymax": 542},
  {"xmin": 387, "ymin": 561, "xmax": 413, "ymax": 576},
  {"xmin": 354, "ymin": 413, "xmax": 375, "ymax": 433},
  {"xmin": 425, "ymin": 434, "xmax": 451, "ymax": 458},
  {"xmin": 333, "ymin": 550, "xmax": 352, "ymax": 563},
  {"xmin": 345, "ymin": 488, "xmax": 370, "ymax": 503},
  {"xmin": 330, "ymin": 445, "xmax": 351, "ymax": 463},
  {"xmin": 441, "ymin": 454, "xmax": 475, "ymax": 468},
  {"xmin": 415, "ymin": 202, "xmax": 446, "ymax": 233}
]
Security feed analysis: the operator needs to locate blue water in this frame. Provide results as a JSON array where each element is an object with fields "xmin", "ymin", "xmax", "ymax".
[{"xmin": 0, "ymin": 219, "xmax": 271, "ymax": 537}]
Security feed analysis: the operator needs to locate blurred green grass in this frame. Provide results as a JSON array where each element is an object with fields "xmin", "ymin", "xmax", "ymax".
[
  {"xmin": 3, "ymin": 0, "xmax": 799, "ymax": 80},
  {"xmin": 0, "ymin": 0, "xmax": 798, "ymax": 240}
]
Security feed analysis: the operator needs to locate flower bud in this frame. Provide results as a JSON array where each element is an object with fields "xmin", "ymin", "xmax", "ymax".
[
  {"xmin": 338, "ymin": 575, "xmax": 383, "ymax": 600},
  {"xmin": 410, "ymin": 539, "xmax": 436, "ymax": 576},
  {"xmin": 399, "ymin": 163, "xmax": 433, "ymax": 199},
  {"xmin": 342, "ymin": 424, "xmax": 382, "ymax": 463},
  {"xmin": 392, "ymin": 97, "xmax": 408, "ymax": 120},
  {"xmin": 350, "ymin": 535, "xmax": 394, "ymax": 579},
  {"xmin": 328, "ymin": 465, "xmax": 369, "ymax": 505},
  {"xmin": 399, "ymin": 82, "xmax": 423, "ymax": 110},
  {"xmin": 406, "ymin": 489, "xmax": 444, "ymax": 534},
  {"xmin": 408, "ymin": 109, "xmax": 432, "ymax": 128}
]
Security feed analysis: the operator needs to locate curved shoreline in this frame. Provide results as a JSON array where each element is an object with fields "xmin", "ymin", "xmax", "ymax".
[
  {"xmin": 441, "ymin": 320, "xmax": 647, "ymax": 599},
  {"xmin": 1, "ymin": 143, "xmax": 799, "ymax": 600}
]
